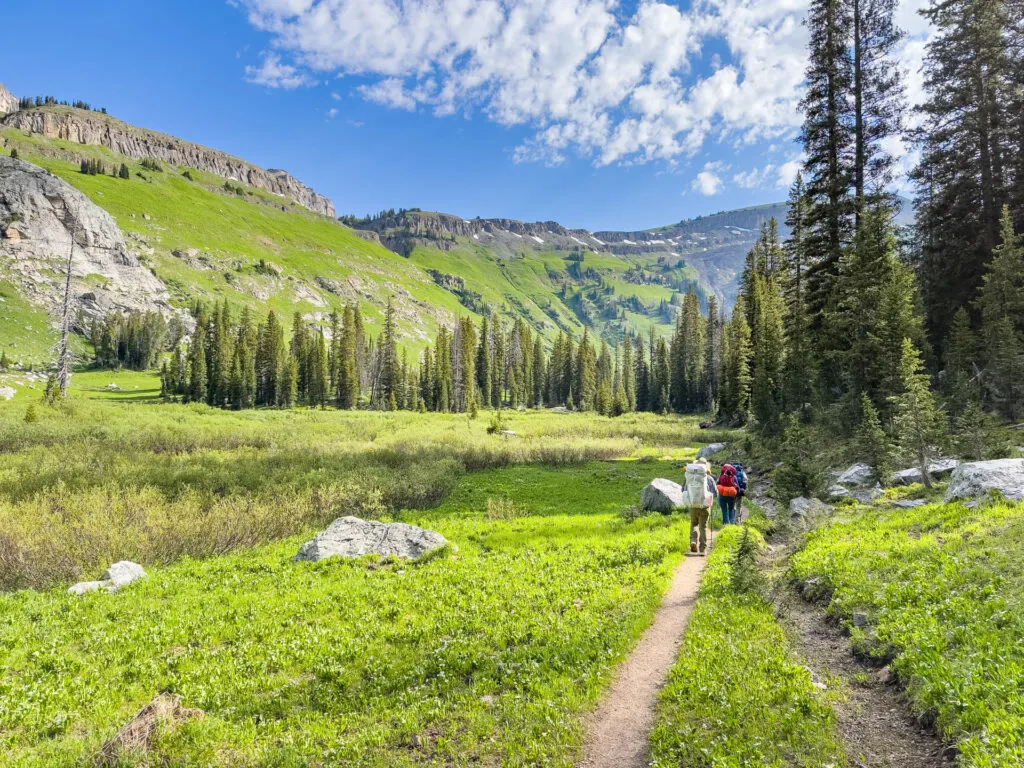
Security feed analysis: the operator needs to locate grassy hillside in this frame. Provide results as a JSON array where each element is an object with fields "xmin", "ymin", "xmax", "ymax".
[{"xmin": 1, "ymin": 125, "xmax": 705, "ymax": 369}]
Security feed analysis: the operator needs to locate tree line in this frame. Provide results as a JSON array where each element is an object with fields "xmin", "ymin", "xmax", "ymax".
[{"xmin": 719, "ymin": 0, "xmax": 1024, "ymax": 486}]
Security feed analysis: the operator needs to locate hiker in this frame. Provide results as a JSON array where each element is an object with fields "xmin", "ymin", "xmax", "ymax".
[
  {"xmin": 682, "ymin": 457, "xmax": 718, "ymax": 555},
  {"xmin": 717, "ymin": 464, "xmax": 739, "ymax": 525},
  {"xmin": 734, "ymin": 462, "xmax": 748, "ymax": 518}
]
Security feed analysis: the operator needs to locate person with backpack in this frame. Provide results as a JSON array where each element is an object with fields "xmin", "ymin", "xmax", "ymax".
[
  {"xmin": 717, "ymin": 464, "xmax": 739, "ymax": 525},
  {"xmin": 682, "ymin": 457, "xmax": 718, "ymax": 555},
  {"xmin": 734, "ymin": 463, "xmax": 748, "ymax": 518}
]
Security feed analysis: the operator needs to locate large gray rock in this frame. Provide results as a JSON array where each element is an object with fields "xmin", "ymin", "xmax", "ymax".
[
  {"xmin": 104, "ymin": 560, "xmax": 147, "ymax": 589},
  {"xmin": 945, "ymin": 459, "xmax": 1024, "ymax": 503},
  {"xmin": 0, "ymin": 156, "xmax": 173, "ymax": 327},
  {"xmin": 68, "ymin": 580, "xmax": 107, "ymax": 595},
  {"xmin": 890, "ymin": 458, "xmax": 959, "ymax": 486},
  {"xmin": 640, "ymin": 478, "xmax": 685, "ymax": 513},
  {"xmin": 697, "ymin": 443, "xmax": 727, "ymax": 460},
  {"xmin": 893, "ymin": 499, "xmax": 927, "ymax": 509},
  {"xmin": 851, "ymin": 485, "xmax": 884, "ymax": 504},
  {"xmin": 790, "ymin": 497, "xmax": 834, "ymax": 520},
  {"xmin": 2, "ymin": 108, "xmax": 334, "ymax": 216},
  {"xmin": 294, "ymin": 516, "xmax": 447, "ymax": 562},
  {"xmin": 837, "ymin": 463, "xmax": 874, "ymax": 487}
]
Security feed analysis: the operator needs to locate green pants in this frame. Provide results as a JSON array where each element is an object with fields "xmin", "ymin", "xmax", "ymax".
[{"xmin": 689, "ymin": 506, "xmax": 710, "ymax": 552}]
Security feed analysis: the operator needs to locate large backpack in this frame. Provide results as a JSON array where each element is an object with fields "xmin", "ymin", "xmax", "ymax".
[{"xmin": 684, "ymin": 463, "xmax": 708, "ymax": 507}]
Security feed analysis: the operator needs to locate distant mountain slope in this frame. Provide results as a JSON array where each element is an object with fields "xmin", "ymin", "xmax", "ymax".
[{"xmin": 0, "ymin": 94, "xmax": 845, "ymax": 369}]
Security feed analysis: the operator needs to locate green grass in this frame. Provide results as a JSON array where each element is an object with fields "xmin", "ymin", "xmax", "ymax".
[
  {"xmin": 0, "ymin": 280, "xmax": 61, "ymax": 367},
  {"xmin": 791, "ymin": 500, "xmax": 1024, "ymax": 767},
  {"xmin": 650, "ymin": 524, "xmax": 843, "ymax": 767},
  {"xmin": 0, "ymin": 509, "xmax": 689, "ymax": 767},
  {"xmin": 0, "ymin": 401, "xmax": 731, "ymax": 589}
]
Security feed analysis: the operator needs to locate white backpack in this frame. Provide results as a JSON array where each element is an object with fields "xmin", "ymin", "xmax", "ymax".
[{"xmin": 684, "ymin": 463, "xmax": 708, "ymax": 507}]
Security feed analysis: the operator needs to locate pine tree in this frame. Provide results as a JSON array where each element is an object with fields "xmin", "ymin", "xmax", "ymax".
[
  {"xmin": 914, "ymin": 0, "xmax": 1015, "ymax": 348},
  {"xmin": 256, "ymin": 310, "xmax": 283, "ymax": 406},
  {"xmin": 942, "ymin": 306, "xmax": 981, "ymax": 418},
  {"xmin": 891, "ymin": 339, "xmax": 946, "ymax": 488},
  {"xmin": 476, "ymin": 316, "xmax": 491, "ymax": 408},
  {"xmin": 801, "ymin": 0, "xmax": 855, "ymax": 321},
  {"xmin": 531, "ymin": 337, "xmax": 545, "ymax": 407},
  {"xmin": 622, "ymin": 335, "xmax": 635, "ymax": 411},
  {"xmin": 720, "ymin": 297, "xmax": 753, "ymax": 423},
  {"xmin": 377, "ymin": 297, "xmax": 399, "ymax": 406},
  {"xmin": 782, "ymin": 173, "xmax": 815, "ymax": 419},
  {"xmin": 856, "ymin": 392, "xmax": 892, "ymax": 484},
  {"xmin": 983, "ymin": 315, "xmax": 1024, "ymax": 421},
  {"xmin": 309, "ymin": 331, "xmax": 329, "ymax": 408},
  {"xmin": 575, "ymin": 329, "xmax": 597, "ymax": 410},
  {"xmin": 490, "ymin": 314, "xmax": 505, "ymax": 407},
  {"xmin": 280, "ymin": 356, "xmax": 298, "ymax": 407},
  {"xmin": 187, "ymin": 324, "xmax": 207, "ymax": 404},
  {"xmin": 337, "ymin": 305, "xmax": 358, "ymax": 409},
  {"xmin": 750, "ymin": 268, "xmax": 786, "ymax": 433}
]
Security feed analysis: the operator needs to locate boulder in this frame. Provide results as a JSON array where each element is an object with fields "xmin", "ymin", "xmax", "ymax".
[
  {"xmin": 837, "ymin": 463, "xmax": 874, "ymax": 487},
  {"xmin": 696, "ymin": 442, "xmax": 727, "ymax": 460},
  {"xmin": 104, "ymin": 561, "xmax": 147, "ymax": 590},
  {"xmin": 890, "ymin": 458, "xmax": 959, "ymax": 486},
  {"xmin": 789, "ymin": 497, "xmax": 834, "ymax": 520},
  {"xmin": 294, "ymin": 516, "xmax": 447, "ymax": 562},
  {"xmin": 640, "ymin": 478, "xmax": 685, "ymax": 513},
  {"xmin": 827, "ymin": 484, "xmax": 850, "ymax": 500},
  {"xmin": 945, "ymin": 459, "xmax": 1024, "ymax": 503}
]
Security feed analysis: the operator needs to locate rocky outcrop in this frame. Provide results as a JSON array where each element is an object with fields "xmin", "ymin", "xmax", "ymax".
[
  {"xmin": 0, "ymin": 155, "xmax": 171, "ymax": 325},
  {"xmin": 2, "ymin": 107, "xmax": 334, "ymax": 216},
  {"xmin": 640, "ymin": 478, "xmax": 685, "ymax": 512},
  {"xmin": 890, "ymin": 458, "xmax": 959, "ymax": 486},
  {"xmin": 0, "ymin": 82, "xmax": 16, "ymax": 117},
  {"xmin": 790, "ymin": 496, "xmax": 834, "ymax": 521},
  {"xmin": 293, "ymin": 516, "xmax": 448, "ymax": 561},
  {"xmin": 945, "ymin": 459, "xmax": 1024, "ymax": 503},
  {"xmin": 836, "ymin": 463, "xmax": 874, "ymax": 486}
]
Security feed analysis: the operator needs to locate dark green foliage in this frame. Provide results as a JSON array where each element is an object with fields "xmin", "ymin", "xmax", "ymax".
[
  {"xmin": 90, "ymin": 311, "xmax": 168, "ymax": 370},
  {"xmin": 771, "ymin": 416, "xmax": 828, "ymax": 502},
  {"xmin": 855, "ymin": 393, "xmax": 891, "ymax": 484},
  {"xmin": 139, "ymin": 158, "xmax": 162, "ymax": 172},
  {"xmin": 117, "ymin": 163, "xmax": 130, "ymax": 179}
]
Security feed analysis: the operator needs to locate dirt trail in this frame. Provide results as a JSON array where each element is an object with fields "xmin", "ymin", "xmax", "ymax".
[
  {"xmin": 577, "ymin": 553, "xmax": 706, "ymax": 768},
  {"xmin": 780, "ymin": 589, "xmax": 956, "ymax": 767}
]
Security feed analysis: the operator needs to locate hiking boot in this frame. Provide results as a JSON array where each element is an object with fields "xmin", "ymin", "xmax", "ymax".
[
  {"xmin": 699, "ymin": 547, "xmax": 706, "ymax": 555},
  {"xmin": 690, "ymin": 543, "xmax": 698, "ymax": 553}
]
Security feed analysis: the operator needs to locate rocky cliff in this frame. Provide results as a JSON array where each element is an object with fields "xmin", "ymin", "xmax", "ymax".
[
  {"xmin": 0, "ymin": 82, "xmax": 17, "ymax": 117},
  {"xmin": 2, "ymin": 107, "xmax": 335, "ymax": 217},
  {"xmin": 0, "ymin": 155, "xmax": 172, "ymax": 327}
]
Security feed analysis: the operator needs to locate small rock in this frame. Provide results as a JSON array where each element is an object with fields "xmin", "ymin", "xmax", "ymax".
[
  {"xmin": 813, "ymin": 681, "xmax": 828, "ymax": 691},
  {"xmin": 827, "ymin": 484, "xmax": 850, "ymax": 500},
  {"xmin": 852, "ymin": 612, "xmax": 869, "ymax": 627},
  {"xmin": 142, "ymin": 213, "xmax": 152, "ymax": 220},
  {"xmin": 499, "ymin": 429, "xmax": 516, "ymax": 437},
  {"xmin": 876, "ymin": 666, "xmax": 895, "ymax": 685},
  {"xmin": 479, "ymin": 694, "xmax": 496, "ymax": 706},
  {"xmin": 893, "ymin": 499, "xmax": 927, "ymax": 509},
  {"xmin": 410, "ymin": 735, "xmax": 422, "ymax": 748},
  {"xmin": 68, "ymin": 580, "xmax": 107, "ymax": 595},
  {"xmin": 640, "ymin": 478, "xmax": 685, "ymax": 513},
  {"xmin": 697, "ymin": 442, "xmax": 727, "ymax": 460}
]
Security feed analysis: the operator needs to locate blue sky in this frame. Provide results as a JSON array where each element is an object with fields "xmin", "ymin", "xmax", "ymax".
[{"xmin": 0, "ymin": 0, "xmax": 929, "ymax": 231}]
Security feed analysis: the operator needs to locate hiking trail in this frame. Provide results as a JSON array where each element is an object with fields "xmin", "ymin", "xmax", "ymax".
[{"xmin": 577, "ymin": 553, "xmax": 705, "ymax": 768}]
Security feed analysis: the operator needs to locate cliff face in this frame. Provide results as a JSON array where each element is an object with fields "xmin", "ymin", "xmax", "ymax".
[
  {"xmin": 2, "ymin": 107, "xmax": 335, "ymax": 217},
  {"xmin": 0, "ymin": 82, "xmax": 16, "ymax": 117},
  {"xmin": 0, "ymin": 155, "xmax": 172, "ymax": 327}
]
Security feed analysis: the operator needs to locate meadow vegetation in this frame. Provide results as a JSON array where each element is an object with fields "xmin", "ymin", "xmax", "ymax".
[
  {"xmin": 650, "ymin": 520, "xmax": 843, "ymax": 767},
  {"xmin": 791, "ymin": 500, "xmax": 1024, "ymax": 767},
  {"xmin": 0, "ymin": 397, "xmax": 726, "ymax": 590}
]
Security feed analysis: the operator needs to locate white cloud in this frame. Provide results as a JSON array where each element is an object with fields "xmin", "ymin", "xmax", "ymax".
[
  {"xmin": 692, "ymin": 161, "xmax": 726, "ymax": 195},
  {"xmin": 327, "ymin": 107, "xmax": 339, "ymax": 118},
  {"xmin": 331, "ymin": 91, "xmax": 341, "ymax": 101},
  {"xmin": 245, "ymin": 52, "xmax": 316, "ymax": 89},
  {"xmin": 238, "ymin": 0, "xmax": 931, "ymax": 172}
]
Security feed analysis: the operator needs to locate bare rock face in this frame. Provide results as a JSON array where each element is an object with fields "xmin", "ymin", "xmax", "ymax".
[
  {"xmin": 640, "ymin": 478, "xmax": 685, "ymax": 512},
  {"xmin": 697, "ymin": 442, "xmax": 728, "ymax": 460},
  {"xmin": 0, "ymin": 155, "xmax": 171, "ymax": 324},
  {"xmin": 2, "ymin": 107, "xmax": 334, "ymax": 216},
  {"xmin": 294, "ymin": 517, "xmax": 448, "ymax": 562},
  {"xmin": 890, "ymin": 458, "xmax": 959, "ymax": 486},
  {"xmin": 0, "ymin": 82, "xmax": 16, "ymax": 117}
]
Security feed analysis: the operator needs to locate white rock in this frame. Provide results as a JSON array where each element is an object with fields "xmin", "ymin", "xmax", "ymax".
[
  {"xmin": 789, "ymin": 497, "xmax": 834, "ymax": 519},
  {"xmin": 893, "ymin": 499, "xmax": 927, "ymax": 509},
  {"xmin": 294, "ymin": 516, "xmax": 447, "ymax": 562},
  {"xmin": 104, "ymin": 561, "xmax": 147, "ymax": 590},
  {"xmin": 68, "ymin": 580, "xmax": 107, "ymax": 595},
  {"xmin": 697, "ymin": 442, "xmax": 727, "ymax": 460},
  {"xmin": 945, "ymin": 459, "xmax": 1024, "ymax": 503},
  {"xmin": 640, "ymin": 478, "xmax": 685, "ymax": 513},
  {"xmin": 0, "ymin": 386, "xmax": 15, "ymax": 401},
  {"xmin": 851, "ymin": 485, "xmax": 884, "ymax": 504}
]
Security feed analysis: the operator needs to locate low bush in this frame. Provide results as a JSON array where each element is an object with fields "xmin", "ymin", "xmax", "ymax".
[
  {"xmin": 791, "ymin": 501, "xmax": 1024, "ymax": 767},
  {"xmin": 650, "ymin": 525, "xmax": 843, "ymax": 767}
]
